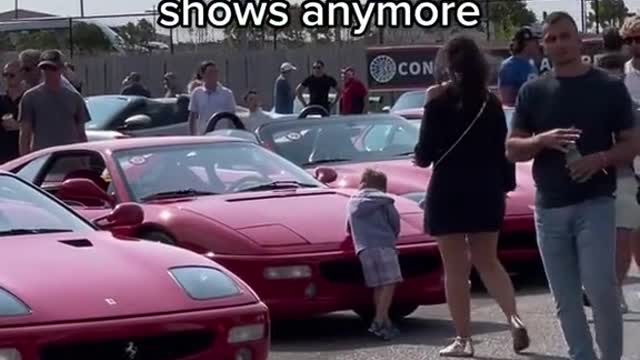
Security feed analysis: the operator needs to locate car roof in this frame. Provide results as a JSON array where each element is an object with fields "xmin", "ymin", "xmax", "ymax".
[
  {"xmin": 265, "ymin": 113, "xmax": 407, "ymax": 125},
  {"xmin": 86, "ymin": 95, "xmax": 183, "ymax": 103}
]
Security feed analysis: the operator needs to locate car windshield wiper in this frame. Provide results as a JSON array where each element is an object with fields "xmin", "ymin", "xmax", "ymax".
[
  {"xmin": 235, "ymin": 181, "xmax": 318, "ymax": 193},
  {"xmin": 141, "ymin": 189, "xmax": 219, "ymax": 201},
  {"xmin": 393, "ymin": 151, "xmax": 414, "ymax": 157},
  {"xmin": 0, "ymin": 228, "xmax": 73, "ymax": 236},
  {"xmin": 301, "ymin": 158, "xmax": 352, "ymax": 166}
]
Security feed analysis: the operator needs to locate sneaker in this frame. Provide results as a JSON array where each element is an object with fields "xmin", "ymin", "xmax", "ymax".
[
  {"xmin": 510, "ymin": 315, "xmax": 530, "ymax": 353},
  {"xmin": 368, "ymin": 321, "xmax": 383, "ymax": 335},
  {"xmin": 439, "ymin": 337, "xmax": 474, "ymax": 357}
]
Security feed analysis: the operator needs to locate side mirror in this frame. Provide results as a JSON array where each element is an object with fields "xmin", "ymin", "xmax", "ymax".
[
  {"xmin": 93, "ymin": 202, "xmax": 144, "ymax": 229},
  {"xmin": 315, "ymin": 167, "xmax": 338, "ymax": 184},
  {"xmin": 121, "ymin": 114, "xmax": 152, "ymax": 130},
  {"xmin": 382, "ymin": 106, "xmax": 391, "ymax": 112},
  {"xmin": 58, "ymin": 178, "xmax": 114, "ymax": 208}
]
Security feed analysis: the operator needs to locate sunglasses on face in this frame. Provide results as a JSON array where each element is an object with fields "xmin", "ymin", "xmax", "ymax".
[
  {"xmin": 40, "ymin": 65, "xmax": 59, "ymax": 72},
  {"xmin": 2, "ymin": 73, "xmax": 16, "ymax": 78},
  {"xmin": 20, "ymin": 66, "xmax": 33, "ymax": 73}
]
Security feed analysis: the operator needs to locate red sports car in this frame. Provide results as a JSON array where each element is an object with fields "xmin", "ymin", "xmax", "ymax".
[
  {"xmin": 1, "ymin": 137, "xmax": 445, "ymax": 321},
  {"xmin": 247, "ymin": 112, "xmax": 538, "ymax": 269},
  {"xmin": 0, "ymin": 171, "xmax": 269, "ymax": 360}
]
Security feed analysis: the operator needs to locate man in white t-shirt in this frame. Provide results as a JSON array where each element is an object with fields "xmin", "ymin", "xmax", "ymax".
[
  {"xmin": 622, "ymin": 17, "xmax": 640, "ymax": 101},
  {"xmin": 243, "ymin": 90, "xmax": 274, "ymax": 132},
  {"xmin": 188, "ymin": 61, "xmax": 237, "ymax": 135}
]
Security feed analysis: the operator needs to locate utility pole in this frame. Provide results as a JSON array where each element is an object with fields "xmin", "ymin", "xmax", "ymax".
[
  {"xmin": 14, "ymin": 0, "xmax": 18, "ymax": 19},
  {"xmin": 80, "ymin": 0, "xmax": 85, "ymax": 17},
  {"xmin": 580, "ymin": 0, "xmax": 586, "ymax": 32},
  {"xmin": 485, "ymin": 0, "xmax": 490, "ymax": 41},
  {"xmin": 594, "ymin": 0, "xmax": 600, "ymax": 34}
]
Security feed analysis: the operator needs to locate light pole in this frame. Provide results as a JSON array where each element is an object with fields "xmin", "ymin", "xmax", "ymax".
[
  {"xmin": 80, "ymin": 0, "xmax": 84, "ymax": 17},
  {"xmin": 14, "ymin": 0, "xmax": 18, "ymax": 19}
]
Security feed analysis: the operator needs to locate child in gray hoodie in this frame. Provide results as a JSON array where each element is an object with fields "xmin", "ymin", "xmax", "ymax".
[{"xmin": 347, "ymin": 169, "xmax": 402, "ymax": 340}]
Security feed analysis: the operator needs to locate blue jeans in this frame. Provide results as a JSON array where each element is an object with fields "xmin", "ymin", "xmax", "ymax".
[{"xmin": 535, "ymin": 196, "xmax": 622, "ymax": 360}]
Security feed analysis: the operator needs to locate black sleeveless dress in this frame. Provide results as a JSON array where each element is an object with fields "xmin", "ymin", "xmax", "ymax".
[{"xmin": 414, "ymin": 92, "xmax": 515, "ymax": 236}]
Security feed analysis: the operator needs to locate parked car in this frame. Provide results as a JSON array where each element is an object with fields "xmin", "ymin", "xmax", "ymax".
[
  {"xmin": 270, "ymin": 93, "xmax": 385, "ymax": 116},
  {"xmin": 383, "ymin": 90, "xmax": 426, "ymax": 120},
  {"xmin": 2, "ymin": 136, "xmax": 445, "ymax": 321},
  {"xmin": 85, "ymin": 95, "xmax": 250, "ymax": 141},
  {"xmin": 209, "ymin": 112, "xmax": 538, "ymax": 270},
  {"xmin": 0, "ymin": 171, "xmax": 270, "ymax": 360}
]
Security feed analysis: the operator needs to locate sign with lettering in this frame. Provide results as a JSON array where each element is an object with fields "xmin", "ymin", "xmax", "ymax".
[{"xmin": 366, "ymin": 39, "xmax": 605, "ymax": 92}]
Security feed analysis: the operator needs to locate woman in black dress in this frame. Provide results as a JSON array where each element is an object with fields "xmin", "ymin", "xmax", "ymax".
[{"xmin": 414, "ymin": 36, "xmax": 529, "ymax": 357}]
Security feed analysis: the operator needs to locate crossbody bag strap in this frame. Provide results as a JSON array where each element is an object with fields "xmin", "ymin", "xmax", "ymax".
[{"xmin": 434, "ymin": 96, "xmax": 488, "ymax": 169}]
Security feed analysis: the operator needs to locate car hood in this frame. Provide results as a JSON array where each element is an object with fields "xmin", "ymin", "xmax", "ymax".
[
  {"xmin": 311, "ymin": 159, "xmax": 535, "ymax": 216},
  {"xmin": 171, "ymin": 188, "xmax": 426, "ymax": 250},
  {"xmin": 392, "ymin": 108, "xmax": 423, "ymax": 119},
  {"xmin": 0, "ymin": 231, "xmax": 256, "ymax": 326}
]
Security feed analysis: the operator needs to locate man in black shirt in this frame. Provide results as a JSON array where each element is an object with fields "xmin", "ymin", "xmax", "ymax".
[
  {"xmin": 0, "ymin": 60, "xmax": 24, "ymax": 163},
  {"xmin": 296, "ymin": 60, "xmax": 341, "ymax": 113},
  {"xmin": 506, "ymin": 12, "xmax": 638, "ymax": 360}
]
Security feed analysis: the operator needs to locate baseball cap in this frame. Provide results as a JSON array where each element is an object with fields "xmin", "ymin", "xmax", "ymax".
[
  {"xmin": 512, "ymin": 26, "xmax": 541, "ymax": 44},
  {"xmin": 38, "ymin": 49, "xmax": 64, "ymax": 69},
  {"xmin": 280, "ymin": 62, "xmax": 297, "ymax": 73},
  {"xmin": 341, "ymin": 66, "xmax": 355, "ymax": 73}
]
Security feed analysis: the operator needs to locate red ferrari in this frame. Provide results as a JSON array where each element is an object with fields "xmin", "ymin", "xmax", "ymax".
[
  {"xmin": 249, "ymin": 111, "xmax": 538, "ymax": 269},
  {"xmin": 1, "ymin": 137, "xmax": 445, "ymax": 321},
  {"xmin": 0, "ymin": 171, "xmax": 269, "ymax": 360}
]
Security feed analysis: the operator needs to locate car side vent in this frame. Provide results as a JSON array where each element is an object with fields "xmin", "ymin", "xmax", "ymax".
[{"xmin": 58, "ymin": 239, "xmax": 93, "ymax": 248}]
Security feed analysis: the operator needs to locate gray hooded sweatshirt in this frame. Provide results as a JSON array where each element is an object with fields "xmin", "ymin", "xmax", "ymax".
[{"xmin": 347, "ymin": 189, "xmax": 401, "ymax": 254}]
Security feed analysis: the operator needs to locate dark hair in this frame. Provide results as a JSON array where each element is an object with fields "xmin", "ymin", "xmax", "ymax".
[
  {"xmin": 435, "ymin": 36, "xmax": 489, "ymax": 100},
  {"xmin": 244, "ymin": 89, "xmax": 257, "ymax": 102},
  {"xmin": 361, "ymin": 168, "xmax": 387, "ymax": 192},
  {"xmin": 199, "ymin": 60, "xmax": 216, "ymax": 76},
  {"xmin": 596, "ymin": 53, "xmax": 626, "ymax": 71},
  {"xmin": 603, "ymin": 27, "xmax": 624, "ymax": 51},
  {"xmin": 313, "ymin": 60, "xmax": 325, "ymax": 67},
  {"xmin": 544, "ymin": 11, "xmax": 578, "ymax": 31}
]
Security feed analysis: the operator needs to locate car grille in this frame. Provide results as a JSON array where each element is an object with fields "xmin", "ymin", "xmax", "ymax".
[
  {"xmin": 320, "ymin": 253, "xmax": 442, "ymax": 285},
  {"xmin": 498, "ymin": 231, "xmax": 538, "ymax": 250},
  {"xmin": 40, "ymin": 330, "xmax": 214, "ymax": 360}
]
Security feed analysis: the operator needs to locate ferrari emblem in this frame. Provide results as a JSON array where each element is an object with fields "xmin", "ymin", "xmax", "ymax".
[
  {"xmin": 105, "ymin": 298, "xmax": 117, "ymax": 305},
  {"xmin": 124, "ymin": 342, "xmax": 138, "ymax": 360}
]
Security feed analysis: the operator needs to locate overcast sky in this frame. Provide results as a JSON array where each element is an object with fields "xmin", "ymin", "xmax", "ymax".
[{"xmin": 2, "ymin": 0, "xmax": 639, "ymax": 29}]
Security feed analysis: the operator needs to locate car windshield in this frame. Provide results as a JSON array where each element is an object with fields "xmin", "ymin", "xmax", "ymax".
[
  {"xmin": 113, "ymin": 142, "xmax": 324, "ymax": 202},
  {"xmin": 258, "ymin": 116, "xmax": 419, "ymax": 167},
  {"xmin": 85, "ymin": 97, "xmax": 131, "ymax": 130},
  {"xmin": 391, "ymin": 91, "xmax": 426, "ymax": 111},
  {"xmin": 0, "ymin": 175, "xmax": 92, "ymax": 236}
]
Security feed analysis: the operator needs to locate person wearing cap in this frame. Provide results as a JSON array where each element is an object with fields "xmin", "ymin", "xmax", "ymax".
[
  {"xmin": 121, "ymin": 72, "xmax": 151, "ymax": 97},
  {"xmin": 296, "ymin": 60, "xmax": 341, "ymax": 114},
  {"xmin": 18, "ymin": 49, "xmax": 89, "ymax": 155},
  {"xmin": 18, "ymin": 49, "xmax": 80, "ymax": 94},
  {"xmin": 340, "ymin": 67, "xmax": 368, "ymax": 115},
  {"xmin": 498, "ymin": 27, "xmax": 541, "ymax": 106},
  {"xmin": 163, "ymin": 72, "xmax": 181, "ymax": 98},
  {"xmin": 273, "ymin": 62, "xmax": 297, "ymax": 114}
]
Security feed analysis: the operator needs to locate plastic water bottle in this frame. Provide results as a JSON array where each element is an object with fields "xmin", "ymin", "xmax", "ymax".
[{"xmin": 565, "ymin": 142, "xmax": 582, "ymax": 164}]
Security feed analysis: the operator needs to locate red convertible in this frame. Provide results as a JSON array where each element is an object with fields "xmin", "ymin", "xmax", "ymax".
[
  {"xmin": 0, "ymin": 171, "xmax": 269, "ymax": 360},
  {"xmin": 243, "ymin": 112, "xmax": 538, "ymax": 270},
  {"xmin": 2, "ymin": 137, "xmax": 445, "ymax": 321}
]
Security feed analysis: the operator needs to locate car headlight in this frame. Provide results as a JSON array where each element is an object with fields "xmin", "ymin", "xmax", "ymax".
[
  {"xmin": 170, "ymin": 267, "xmax": 240, "ymax": 300},
  {"xmin": 0, "ymin": 288, "xmax": 30, "ymax": 317}
]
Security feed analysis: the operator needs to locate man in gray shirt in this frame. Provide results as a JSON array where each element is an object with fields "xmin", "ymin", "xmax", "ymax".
[
  {"xmin": 273, "ymin": 62, "xmax": 296, "ymax": 114},
  {"xmin": 507, "ymin": 12, "xmax": 638, "ymax": 360},
  {"xmin": 18, "ymin": 50, "xmax": 88, "ymax": 154}
]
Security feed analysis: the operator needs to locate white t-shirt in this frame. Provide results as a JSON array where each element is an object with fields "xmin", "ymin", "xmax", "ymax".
[
  {"xmin": 624, "ymin": 60, "xmax": 640, "ymax": 103},
  {"xmin": 188, "ymin": 84, "xmax": 237, "ymax": 135},
  {"xmin": 244, "ymin": 109, "xmax": 274, "ymax": 132}
]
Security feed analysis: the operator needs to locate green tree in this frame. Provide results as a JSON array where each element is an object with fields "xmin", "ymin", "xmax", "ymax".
[
  {"xmin": 15, "ymin": 31, "xmax": 60, "ymax": 51},
  {"xmin": 588, "ymin": 0, "xmax": 629, "ymax": 30},
  {"xmin": 68, "ymin": 22, "xmax": 113, "ymax": 54},
  {"xmin": 116, "ymin": 19, "xmax": 156, "ymax": 51},
  {"xmin": 489, "ymin": 0, "xmax": 537, "ymax": 41}
]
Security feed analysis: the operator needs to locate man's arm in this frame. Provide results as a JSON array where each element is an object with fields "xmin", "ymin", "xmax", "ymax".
[
  {"xmin": 75, "ymin": 95, "xmax": 89, "ymax": 142},
  {"xmin": 603, "ymin": 128, "xmax": 640, "ymax": 167},
  {"xmin": 295, "ymin": 83, "xmax": 307, "ymax": 107},
  {"xmin": 497, "ymin": 63, "xmax": 518, "ymax": 106},
  {"xmin": 331, "ymin": 77, "xmax": 341, "ymax": 108},
  {"xmin": 188, "ymin": 112, "xmax": 199, "ymax": 135},
  {"xmin": 17, "ymin": 95, "xmax": 33, "ymax": 155},
  {"xmin": 506, "ymin": 129, "xmax": 544, "ymax": 162}
]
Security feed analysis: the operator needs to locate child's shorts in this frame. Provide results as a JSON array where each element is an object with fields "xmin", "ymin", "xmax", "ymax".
[{"xmin": 358, "ymin": 247, "xmax": 403, "ymax": 288}]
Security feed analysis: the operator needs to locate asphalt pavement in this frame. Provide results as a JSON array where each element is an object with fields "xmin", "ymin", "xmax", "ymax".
[{"xmin": 270, "ymin": 266, "xmax": 640, "ymax": 360}]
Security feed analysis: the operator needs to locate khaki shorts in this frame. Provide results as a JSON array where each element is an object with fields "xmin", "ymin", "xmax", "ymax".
[{"xmin": 615, "ymin": 176, "xmax": 640, "ymax": 230}]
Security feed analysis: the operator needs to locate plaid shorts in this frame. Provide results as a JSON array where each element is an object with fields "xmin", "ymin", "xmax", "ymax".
[{"xmin": 358, "ymin": 247, "xmax": 403, "ymax": 288}]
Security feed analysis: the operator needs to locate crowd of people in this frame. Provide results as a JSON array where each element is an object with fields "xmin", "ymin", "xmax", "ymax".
[{"xmin": 3, "ymin": 9, "xmax": 640, "ymax": 360}]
